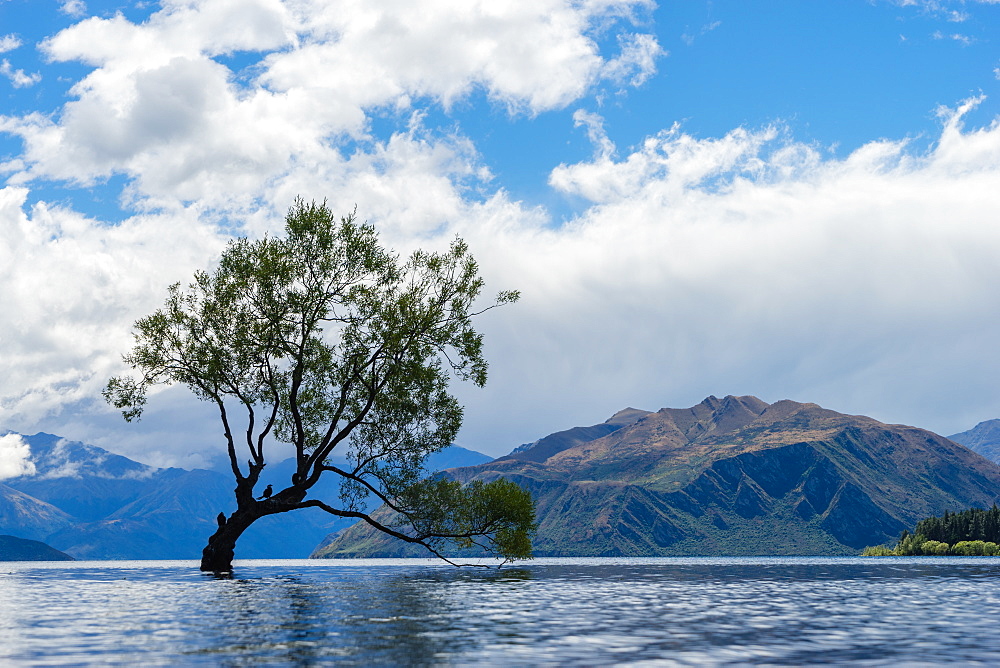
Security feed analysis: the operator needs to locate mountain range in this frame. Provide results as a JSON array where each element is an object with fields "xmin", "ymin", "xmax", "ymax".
[
  {"xmin": 0, "ymin": 431, "xmax": 490, "ymax": 560},
  {"xmin": 8, "ymin": 395, "xmax": 1000, "ymax": 561},
  {"xmin": 316, "ymin": 395, "xmax": 1000, "ymax": 558}
]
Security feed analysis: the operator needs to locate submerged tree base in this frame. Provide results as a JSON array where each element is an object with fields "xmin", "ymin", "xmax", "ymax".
[{"xmin": 200, "ymin": 510, "xmax": 259, "ymax": 572}]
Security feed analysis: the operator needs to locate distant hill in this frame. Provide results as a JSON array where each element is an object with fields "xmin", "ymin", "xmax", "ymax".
[
  {"xmin": 949, "ymin": 420, "xmax": 1000, "ymax": 464},
  {"xmin": 0, "ymin": 534, "xmax": 74, "ymax": 561},
  {"xmin": 316, "ymin": 396, "xmax": 1000, "ymax": 558},
  {"xmin": 0, "ymin": 432, "xmax": 491, "ymax": 559}
]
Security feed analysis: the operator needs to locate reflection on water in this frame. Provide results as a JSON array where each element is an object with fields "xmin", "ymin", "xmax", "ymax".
[{"xmin": 2, "ymin": 557, "xmax": 1000, "ymax": 665}]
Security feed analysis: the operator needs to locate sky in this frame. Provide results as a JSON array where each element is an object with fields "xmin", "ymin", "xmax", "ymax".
[{"xmin": 1, "ymin": 0, "xmax": 1000, "ymax": 470}]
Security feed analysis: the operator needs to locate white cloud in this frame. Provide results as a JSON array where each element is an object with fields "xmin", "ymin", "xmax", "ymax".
[
  {"xmin": 601, "ymin": 32, "xmax": 664, "ymax": 87},
  {"xmin": 572, "ymin": 109, "xmax": 616, "ymax": 159},
  {"xmin": 6, "ymin": 96, "xmax": 1000, "ymax": 461},
  {"xmin": 2, "ymin": 1, "xmax": 1000, "ymax": 467},
  {"xmin": 932, "ymin": 30, "xmax": 976, "ymax": 45},
  {"xmin": 4, "ymin": 97, "xmax": 1000, "ymax": 462},
  {"xmin": 60, "ymin": 1, "xmax": 87, "ymax": 18},
  {"xmin": 0, "ymin": 434, "xmax": 35, "ymax": 480},
  {"xmin": 0, "ymin": 0, "xmax": 661, "ymax": 464},
  {"xmin": 0, "ymin": 35, "xmax": 21, "ymax": 53},
  {"xmin": 550, "ymin": 122, "xmax": 778, "ymax": 204},
  {"xmin": 39, "ymin": 439, "xmax": 83, "ymax": 479},
  {"xmin": 444, "ymin": 98, "xmax": 1000, "ymax": 449},
  {"xmin": 0, "ymin": 187, "xmax": 228, "ymax": 429},
  {"xmin": 681, "ymin": 20, "xmax": 721, "ymax": 46},
  {"xmin": 0, "ymin": 60, "xmax": 41, "ymax": 87},
  {"xmin": 0, "ymin": 0, "xmax": 658, "ymax": 216}
]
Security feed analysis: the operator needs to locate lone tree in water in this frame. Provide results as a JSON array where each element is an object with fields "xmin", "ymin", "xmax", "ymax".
[{"xmin": 105, "ymin": 199, "xmax": 534, "ymax": 572}]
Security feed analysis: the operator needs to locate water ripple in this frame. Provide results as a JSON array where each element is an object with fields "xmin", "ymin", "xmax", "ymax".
[{"xmin": 2, "ymin": 557, "xmax": 1000, "ymax": 665}]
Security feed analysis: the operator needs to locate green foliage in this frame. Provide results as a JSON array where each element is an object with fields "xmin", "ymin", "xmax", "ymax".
[
  {"xmin": 861, "ymin": 545, "xmax": 896, "ymax": 556},
  {"xmin": 914, "ymin": 505, "xmax": 1000, "ymax": 545},
  {"xmin": 952, "ymin": 540, "xmax": 1000, "ymax": 556},
  {"xmin": 104, "ymin": 198, "xmax": 528, "ymax": 566},
  {"xmin": 896, "ymin": 531, "xmax": 928, "ymax": 556},
  {"xmin": 864, "ymin": 506, "xmax": 1000, "ymax": 556},
  {"xmin": 920, "ymin": 540, "xmax": 949, "ymax": 556},
  {"xmin": 398, "ymin": 476, "xmax": 536, "ymax": 562}
]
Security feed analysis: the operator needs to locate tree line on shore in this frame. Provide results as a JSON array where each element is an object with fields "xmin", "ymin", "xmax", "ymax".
[{"xmin": 863, "ymin": 505, "xmax": 1000, "ymax": 556}]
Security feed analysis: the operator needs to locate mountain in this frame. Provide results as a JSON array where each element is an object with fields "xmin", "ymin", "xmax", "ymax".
[
  {"xmin": 4, "ymin": 432, "xmax": 169, "ymax": 523},
  {"xmin": 0, "ymin": 534, "xmax": 74, "ymax": 561},
  {"xmin": 315, "ymin": 395, "xmax": 1000, "ymax": 558},
  {"xmin": 0, "ymin": 482, "xmax": 75, "ymax": 541},
  {"xmin": 501, "ymin": 408, "xmax": 649, "ymax": 463},
  {"xmin": 421, "ymin": 445, "xmax": 494, "ymax": 470},
  {"xmin": 949, "ymin": 419, "xmax": 1000, "ymax": 464},
  {"xmin": 0, "ymin": 432, "xmax": 492, "ymax": 559}
]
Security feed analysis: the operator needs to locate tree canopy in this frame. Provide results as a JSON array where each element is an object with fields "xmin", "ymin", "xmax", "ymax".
[
  {"xmin": 862, "ymin": 505, "xmax": 1000, "ymax": 556},
  {"xmin": 105, "ymin": 198, "xmax": 533, "ymax": 571}
]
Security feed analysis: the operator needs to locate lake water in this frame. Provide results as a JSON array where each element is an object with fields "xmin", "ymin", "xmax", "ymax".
[{"xmin": 2, "ymin": 557, "xmax": 1000, "ymax": 665}]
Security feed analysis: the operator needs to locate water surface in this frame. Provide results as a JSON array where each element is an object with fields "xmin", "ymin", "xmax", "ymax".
[{"xmin": 2, "ymin": 557, "xmax": 999, "ymax": 665}]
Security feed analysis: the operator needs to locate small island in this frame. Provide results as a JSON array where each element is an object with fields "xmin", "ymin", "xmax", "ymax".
[
  {"xmin": 0, "ymin": 535, "xmax": 75, "ymax": 562},
  {"xmin": 863, "ymin": 506, "xmax": 1000, "ymax": 556}
]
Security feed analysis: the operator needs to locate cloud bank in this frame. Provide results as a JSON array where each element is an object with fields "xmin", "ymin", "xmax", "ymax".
[
  {"xmin": 452, "ymin": 99, "xmax": 1000, "ymax": 448},
  {"xmin": 1, "ymin": 0, "xmax": 1000, "ymax": 464}
]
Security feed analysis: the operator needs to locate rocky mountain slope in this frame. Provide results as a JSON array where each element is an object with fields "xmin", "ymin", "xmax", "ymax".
[
  {"xmin": 316, "ymin": 396, "xmax": 1000, "ymax": 557},
  {"xmin": 0, "ymin": 483, "xmax": 75, "ymax": 541},
  {"xmin": 0, "ymin": 432, "xmax": 490, "ymax": 559}
]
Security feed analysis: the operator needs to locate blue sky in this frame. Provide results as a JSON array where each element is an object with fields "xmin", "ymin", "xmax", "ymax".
[{"xmin": 1, "ymin": 0, "xmax": 1000, "ymax": 468}]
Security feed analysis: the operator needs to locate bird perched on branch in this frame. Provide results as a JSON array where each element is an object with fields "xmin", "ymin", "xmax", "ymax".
[{"xmin": 257, "ymin": 484, "xmax": 272, "ymax": 500}]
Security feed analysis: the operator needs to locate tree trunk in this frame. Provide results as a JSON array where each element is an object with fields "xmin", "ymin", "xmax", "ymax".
[{"xmin": 200, "ymin": 509, "xmax": 259, "ymax": 572}]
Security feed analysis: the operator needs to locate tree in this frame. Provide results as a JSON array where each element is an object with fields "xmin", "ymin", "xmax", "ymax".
[{"xmin": 104, "ymin": 199, "xmax": 534, "ymax": 572}]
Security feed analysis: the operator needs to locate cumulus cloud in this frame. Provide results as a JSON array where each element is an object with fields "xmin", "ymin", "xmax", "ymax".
[
  {"xmin": 6, "ymin": 96, "xmax": 1000, "ymax": 460},
  {"xmin": 0, "ymin": 187, "xmax": 228, "ymax": 428},
  {"xmin": 0, "ymin": 35, "xmax": 21, "ymax": 53},
  {"xmin": 0, "ymin": 60, "xmax": 41, "ymax": 87},
  {"xmin": 437, "ymin": 97, "xmax": 1000, "ymax": 450},
  {"xmin": 0, "ymin": 434, "xmax": 35, "ymax": 480},
  {"xmin": 550, "ymin": 121, "xmax": 778, "ymax": 204},
  {"xmin": 0, "ymin": 0, "xmax": 659, "ymax": 216},
  {"xmin": 60, "ymin": 1, "xmax": 87, "ymax": 18},
  {"xmin": 600, "ymin": 32, "xmax": 664, "ymax": 86},
  {"xmin": 2, "ymin": 0, "xmax": 1000, "ymax": 466},
  {"xmin": 0, "ymin": 0, "xmax": 659, "ymax": 463}
]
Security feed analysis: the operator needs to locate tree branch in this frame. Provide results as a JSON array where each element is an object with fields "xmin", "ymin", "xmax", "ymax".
[{"xmin": 298, "ymin": 500, "xmax": 495, "ymax": 568}]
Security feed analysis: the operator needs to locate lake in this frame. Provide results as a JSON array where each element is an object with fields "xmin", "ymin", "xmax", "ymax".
[{"xmin": 2, "ymin": 557, "xmax": 1000, "ymax": 665}]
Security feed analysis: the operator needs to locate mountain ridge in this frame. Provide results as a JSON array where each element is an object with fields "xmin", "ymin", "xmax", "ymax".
[{"xmin": 316, "ymin": 395, "xmax": 1000, "ymax": 558}]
